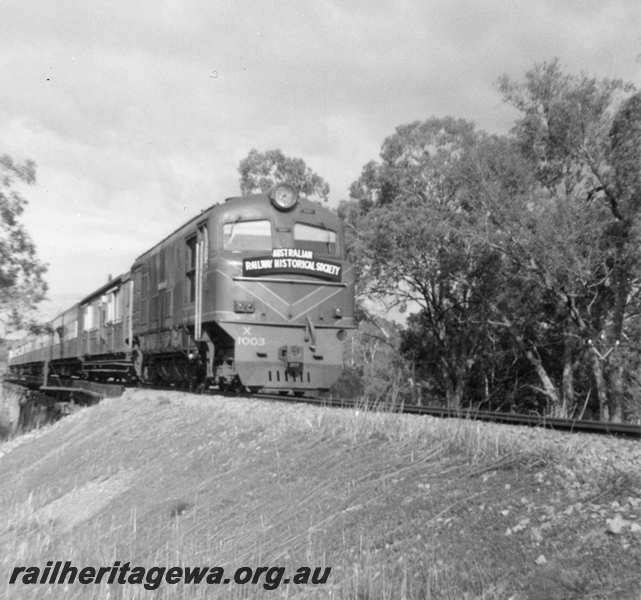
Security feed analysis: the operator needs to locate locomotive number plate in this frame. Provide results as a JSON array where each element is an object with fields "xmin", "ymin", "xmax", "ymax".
[{"xmin": 237, "ymin": 336, "xmax": 266, "ymax": 347}]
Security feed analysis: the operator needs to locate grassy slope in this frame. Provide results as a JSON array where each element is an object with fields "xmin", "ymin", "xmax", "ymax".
[{"xmin": 1, "ymin": 390, "xmax": 640, "ymax": 600}]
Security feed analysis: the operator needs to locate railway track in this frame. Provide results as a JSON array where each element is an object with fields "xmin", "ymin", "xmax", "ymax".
[
  {"xmin": 7, "ymin": 379, "xmax": 641, "ymax": 439},
  {"xmin": 256, "ymin": 393, "xmax": 641, "ymax": 438}
]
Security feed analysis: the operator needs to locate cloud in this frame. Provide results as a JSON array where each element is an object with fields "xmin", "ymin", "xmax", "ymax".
[{"xmin": 1, "ymin": 0, "xmax": 640, "ymax": 317}]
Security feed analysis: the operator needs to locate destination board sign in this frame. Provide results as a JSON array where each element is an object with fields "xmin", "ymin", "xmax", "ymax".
[{"xmin": 242, "ymin": 248, "xmax": 342, "ymax": 282}]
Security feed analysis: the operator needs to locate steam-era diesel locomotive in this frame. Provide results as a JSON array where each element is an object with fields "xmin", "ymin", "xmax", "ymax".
[{"xmin": 7, "ymin": 185, "xmax": 355, "ymax": 394}]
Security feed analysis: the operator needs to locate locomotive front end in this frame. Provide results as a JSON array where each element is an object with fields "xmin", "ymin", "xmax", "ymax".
[{"xmin": 210, "ymin": 185, "xmax": 355, "ymax": 393}]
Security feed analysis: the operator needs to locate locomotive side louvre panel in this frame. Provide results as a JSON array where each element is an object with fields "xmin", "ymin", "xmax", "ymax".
[
  {"xmin": 162, "ymin": 246, "xmax": 176, "ymax": 334},
  {"xmin": 131, "ymin": 265, "xmax": 144, "ymax": 334},
  {"xmin": 172, "ymin": 242, "xmax": 182, "ymax": 323},
  {"xmin": 149, "ymin": 295, "xmax": 159, "ymax": 331},
  {"xmin": 127, "ymin": 278, "xmax": 134, "ymax": 347},
  {"xmin": 148, "ymin": 252, "xmax": 159, "ymax": 331},
  {"xmin": 161, "ymin": 287, "xmax": 173, "ymax": 329},
  {"xmin": 142, "ymin": 243, "xmax": 175, "ymax": 339},
  {"xmin": 141, "ymin": 268, "xmax": 149, "ymax": 330},
  {"xmin": 173, "ymin": 279, "xmax": 183, "ymax": 324}
]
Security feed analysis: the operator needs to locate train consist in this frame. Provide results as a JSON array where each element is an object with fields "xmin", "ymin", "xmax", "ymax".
[{"xmin": 7, "ymin": 185, "xmax": 355, "ymax": 394}]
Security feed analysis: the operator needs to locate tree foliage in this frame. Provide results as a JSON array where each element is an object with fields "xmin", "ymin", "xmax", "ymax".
[
  {"xmin": 238, "ymin": 148, "xmax": 330, "ymax": 201},
  {"xmin": 343, "ymin": 61, "xmax": 641, "ymax": 421},
  {"xmin": 0, "ymin": 154, "xmax": 47, "ymax": 336},
  {"xmin": 496, "ymin": 61, "xmax": 640, "ymax": 421},
  {"xmin": 344, "ymin": 119, "xmax": 518, "ymax": 407}
]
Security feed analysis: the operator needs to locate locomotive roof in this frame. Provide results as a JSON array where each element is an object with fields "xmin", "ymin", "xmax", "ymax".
[{"xmin": 132, "ymin": 192, "xmax": 339, "ymax": 264}]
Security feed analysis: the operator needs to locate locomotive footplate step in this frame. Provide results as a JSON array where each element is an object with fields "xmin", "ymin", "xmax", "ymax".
[
  {"xmin": 278, "ymin": 345, "xmax": 304, "ymax": 377},
  {"xmin": 286, "ymin": 361, "xmax": 303, "ymax": 377}
]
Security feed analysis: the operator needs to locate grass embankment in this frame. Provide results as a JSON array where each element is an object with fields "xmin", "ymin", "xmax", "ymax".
[{"xmin": 0, "ymin": 390, "xmax": 640, "ymax": 599}]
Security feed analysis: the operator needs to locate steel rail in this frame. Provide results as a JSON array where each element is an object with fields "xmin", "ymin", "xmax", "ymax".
[{"xmin": 254, "ymin": 393, "xmax": 641, "ymax": 438}]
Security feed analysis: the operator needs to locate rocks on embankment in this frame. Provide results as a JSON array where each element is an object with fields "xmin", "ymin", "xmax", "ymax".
[
  {"xmin": 0, "ymin": 383, "xmax": 23, "ymax": 438},
  {"xmin": 0, "ymin": 383, "xmax": 58, "ymax": 439}
]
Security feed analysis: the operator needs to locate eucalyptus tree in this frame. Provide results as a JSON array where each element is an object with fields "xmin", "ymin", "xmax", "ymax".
[
  {"xmin": 498, "ymin": 60, "xmax": 639, "ymax": 420},
  {"xmin": 0, "ymin": 154, "xmax": 47, "ymax": 337},
  {"xmin": 344, "ymin": 118, "xmax": 523, "ymax": 408},
  {"xmin": 238, "ymin": 148, "xmax": 330, "ymax": 202}
]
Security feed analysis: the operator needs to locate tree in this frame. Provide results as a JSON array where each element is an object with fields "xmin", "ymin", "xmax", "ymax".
[
  {"xmin": 0, "ymin": 154, "xmax": 48, "ymax": 337},
  {"xmin": 238, "ymin": 149, "xmax": 330, "ymax": 201},
  {"xmin": 345, "ymin": 119, "xmax": 519, "ymax": 408},
  {"xmin": 342, "ymin": 64, "xmax": 641, "ymax": 422},
  {"xmin": 497, "ymin": 60, "xmax": 639, "ymax": 421},
  {"xmin": 334, "ymin": 308, "xmax": 411, "ymax": 403}
]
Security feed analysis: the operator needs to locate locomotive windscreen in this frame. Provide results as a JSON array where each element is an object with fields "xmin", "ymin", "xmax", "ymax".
[
  {"xmin": 223, "ymin": 220, "xmax": 272, "ymax": 251},
  {"xmin": 293, "ymin": 223, "xmax": 337, "ymax": 256}
]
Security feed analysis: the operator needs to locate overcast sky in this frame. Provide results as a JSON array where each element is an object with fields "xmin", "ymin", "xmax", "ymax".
[{"xmin": 1, "ymin": 0, "xmax": 640, "ymax": 318}]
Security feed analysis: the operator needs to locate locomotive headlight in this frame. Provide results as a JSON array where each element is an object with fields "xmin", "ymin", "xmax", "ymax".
[
  {"xmin": 336, "ymin": 329, "xmax": 347, "ymax": 341},
  {"xmin": 269, "ymin": 184, "xmax": 298, "ymax": 211}
]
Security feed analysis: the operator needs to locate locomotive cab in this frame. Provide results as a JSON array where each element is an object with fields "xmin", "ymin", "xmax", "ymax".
[{"xmin": 209, "ymin": 185, "xmax": 355, "ymax": 393}]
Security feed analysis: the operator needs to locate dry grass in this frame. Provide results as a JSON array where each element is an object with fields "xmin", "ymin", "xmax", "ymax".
[{"xmin": 0, "ymin": 389, "xmax": 640, "ymax": 599}]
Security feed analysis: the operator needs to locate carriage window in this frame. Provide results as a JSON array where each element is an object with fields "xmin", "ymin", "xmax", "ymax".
[
  {"xmin": 294, "ymin": 223, "xmax": 337, "ymax": 255},
  {"xmin": 223, "ymin": 220, "xmax": 272, "ymax": 251},
  {"xmin": 106, "ymin": 290, "xmax": 121, "ymax": 324},
  {"xmin": 83, "ymin": 305, "xmax": 95, "ymax": 330}
]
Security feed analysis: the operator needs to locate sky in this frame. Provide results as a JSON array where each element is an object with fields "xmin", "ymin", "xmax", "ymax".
[{"xmin": 1, "ymin": 0, "xmax": 641, "ymax": 320}]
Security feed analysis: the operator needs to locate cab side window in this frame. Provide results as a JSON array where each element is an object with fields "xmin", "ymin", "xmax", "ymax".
[{"xmin": 186, "ymin": 235, "xmax": 197, "ymax": 302}]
